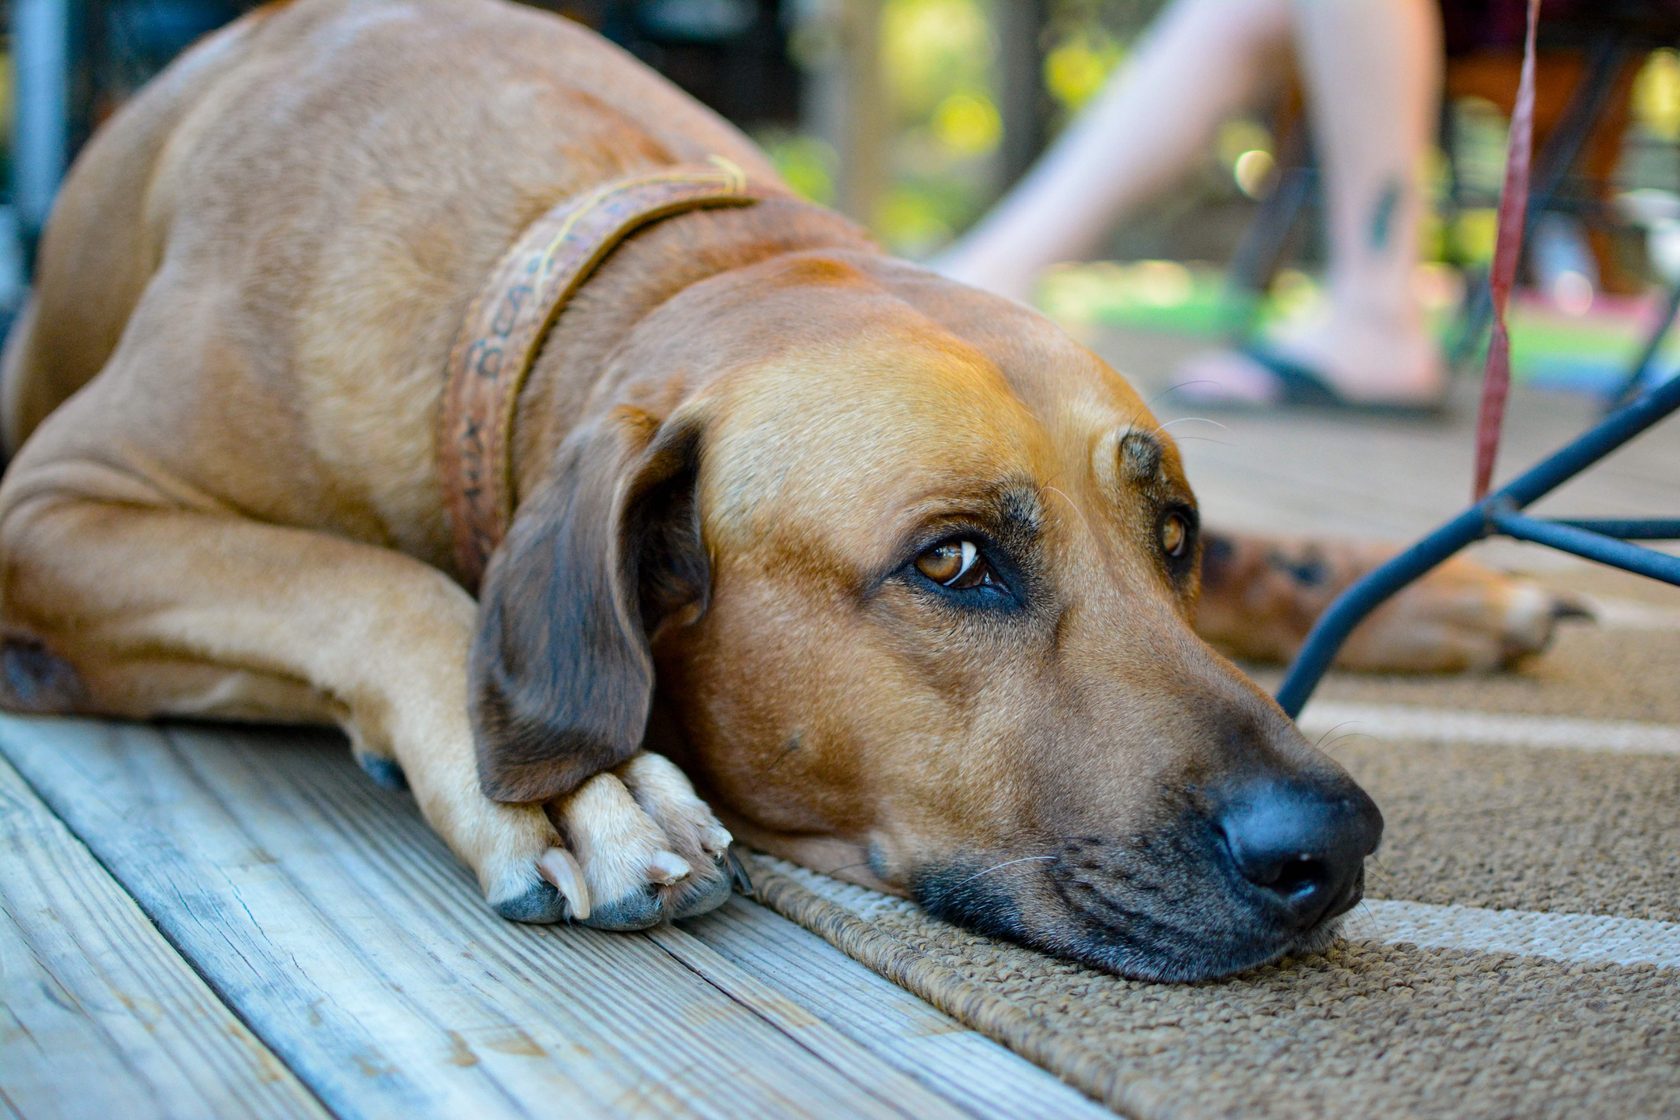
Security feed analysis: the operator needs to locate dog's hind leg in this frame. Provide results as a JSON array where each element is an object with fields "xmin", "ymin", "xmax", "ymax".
[
  {"xmin": 0, "ymin": 484, "xmax": 592, "ymax": 924},
  {"xmin": 1195, "ymin": 529, "xmax": 1589, "ymax": 671}
]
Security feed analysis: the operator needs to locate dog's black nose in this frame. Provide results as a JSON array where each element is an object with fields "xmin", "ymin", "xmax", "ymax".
[{"xmin": 1216, "ymin": 778, "xmax": 1382, "ymax": 929}]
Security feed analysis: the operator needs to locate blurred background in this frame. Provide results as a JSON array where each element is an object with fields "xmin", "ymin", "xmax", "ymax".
[{"xmin": 3, "ymin": 0, "xmax": 1680, "ymax": 401}]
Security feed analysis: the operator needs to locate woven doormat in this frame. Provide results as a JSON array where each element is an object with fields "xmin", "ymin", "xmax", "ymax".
[{"xmin": 747, "ymin": 566, "xmax": 1680, "ymax": 1118}]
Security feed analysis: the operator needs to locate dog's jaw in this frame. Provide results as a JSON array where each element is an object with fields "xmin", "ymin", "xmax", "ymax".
[{"xmin": 904, "ymin": 816, "xmax": 1370, "ymax": 983}]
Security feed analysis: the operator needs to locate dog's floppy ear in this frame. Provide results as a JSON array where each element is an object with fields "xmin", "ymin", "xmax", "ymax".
[{"xmin": 469, "ymin": 403, "xmax": 710, "ymax": 803}]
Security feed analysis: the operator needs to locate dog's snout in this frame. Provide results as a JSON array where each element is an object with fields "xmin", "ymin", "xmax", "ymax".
[{"xmin": 1215, "ymin": 778, "xmax": 1383, "ymax": 930}]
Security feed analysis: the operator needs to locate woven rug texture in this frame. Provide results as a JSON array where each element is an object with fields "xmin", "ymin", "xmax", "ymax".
[{"xmin": 747, "ymin": 566, "xmax": 1680, "ymax": 1119}]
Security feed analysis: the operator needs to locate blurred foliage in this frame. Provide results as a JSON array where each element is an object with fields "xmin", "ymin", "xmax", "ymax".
[
  {"xmin": 1633, "ymin": 48, "xmax": 1680, "ymax": 141},
  {"xmin": 870, "ymin": 0, "xmax": 1175, "ymax": 254},
  {"xmin": 876, "ymin": 0, "xmax": 999, "ymax": 253},
  {"xmin": 1043, "ymin": 30, "xmax": 1124, "ymax": 112},
  {"xmin": 763, "ymin": 0, "xmax": 1014, "ymax": 255},
  {"xmin": 881, "ymin": 0, "xmax": 994, "ymax": 119},
  {"xmin": 759, "ymin": 130, "xmax": 838, "ymax": 206},
  {"xmin": 762, "ymin": 0, "xmax": 1169, "ymax": 255}
]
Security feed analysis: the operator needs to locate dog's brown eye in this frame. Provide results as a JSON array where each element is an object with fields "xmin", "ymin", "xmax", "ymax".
[
  {"xmin": 916, "ymin": 539, "xmax": 989, "ymax": 589},
  {"xmin": 1160, "ymin": 512, "xmax": 1190, "ymax": 559}
]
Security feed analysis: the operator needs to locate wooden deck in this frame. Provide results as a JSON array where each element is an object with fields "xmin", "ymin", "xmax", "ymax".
[
  {"xmin": 1, "ymin": 715, "xmax": 1120, "ymax": 1119},
  {"xmin": 3, "ymin": 324, "xmax": 1675, "ymax": 1119}
]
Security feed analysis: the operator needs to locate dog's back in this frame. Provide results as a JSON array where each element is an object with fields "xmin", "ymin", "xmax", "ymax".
[
  {"xmin": 1, "ymin": 0, "xmax": 775, "ymax": 492},
  {"xmin": 0, "ymin": 2, "xmax": 260, "ymax": 454}
]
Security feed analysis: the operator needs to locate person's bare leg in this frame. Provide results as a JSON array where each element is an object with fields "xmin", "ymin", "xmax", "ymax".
[
  {"xmin": 1181, "ymin": 0, "xmax": 1444, "ymax": 405},
  {"xmin": 936, "ymin": 0, "xmax": 1295, "ymax": 302}
]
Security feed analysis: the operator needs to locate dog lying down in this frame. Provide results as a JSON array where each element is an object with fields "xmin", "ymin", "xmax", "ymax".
[{"xmin": 0, "ymin": 0, "xmax": 1581, "ymax": 982}]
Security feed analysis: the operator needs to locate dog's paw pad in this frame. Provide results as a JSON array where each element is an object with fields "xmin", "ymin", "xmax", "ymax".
[
  {"xmin": 667, "ymin": 856, "xmax": 736, "ymax": 920},
  {"xmin": 491, "ymin": 879, "xmax": 572, "ymax": 924},
  {"xmin": 582, "ymin": 854, "xmax": 728, "ymax": 929},
  {"xmin": 581, "ymin": 886, "xmax": 667, "ymax": 931},
  {"xmin": 355, "ymin": 752, "xmax": 409, "ymax": 791}
]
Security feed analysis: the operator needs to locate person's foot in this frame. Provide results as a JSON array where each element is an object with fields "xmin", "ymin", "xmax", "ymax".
[{"xmin": 1174, "ymin": 315, "xmax": 1445, "ymax": 409}]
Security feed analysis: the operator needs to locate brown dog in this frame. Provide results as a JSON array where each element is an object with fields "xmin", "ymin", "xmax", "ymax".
[{"xmin": 0, "ymin": 0, "xmax": 1568, "ymax": 980}]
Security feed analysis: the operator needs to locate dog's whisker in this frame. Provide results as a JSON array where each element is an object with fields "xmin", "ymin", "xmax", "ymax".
[
  {"xmin": 1155, "ymin": 415, "xmax": 1230, "ymax": 433},
  {"xmin": 1312, "ymin": 722, "xmax": 1376, "ymax": 755},
  {"xmin": 1319, "ymin": 725, "xmax": 1375, "ymax": 750},
  {"xmin": 1143, "ymin": 378, "xmax": 1221, "ymax": 410},
  {"xmin": 1043, "ymin": 485, "xmax": 1094, "ymax": 537},
  {"xmin": 1340, "ymin": 897, "xmax": 1382, "ymax": 940},
  {"xmin": 1312, "ymin": 720, "xmax": 1360, "ymax": 748},
  {"xmin": 952, "ymin": 855, "xmax": 1056, "ymax": 888}
]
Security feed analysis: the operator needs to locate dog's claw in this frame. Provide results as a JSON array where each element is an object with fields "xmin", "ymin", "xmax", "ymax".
[
  {"xmin": 1550, "ymin": 594, "xmax": 1596, "ymax": 624},
  {"xmin": 727, "ymin": 848, "xmax": 755, "ymax": 897},
  {"xmin": 646, "ymin": 850, "xmax": 692, "ymax": 885},
  {"xmin": 700, "ymin": 823, "xmax": 734, "ymax": 860},
  {"xmin": 538, "ymin": 847, "xmax": 591, "ymax": 921}
]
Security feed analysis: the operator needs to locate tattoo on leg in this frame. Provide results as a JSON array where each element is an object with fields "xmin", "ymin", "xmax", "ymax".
[{"xmin": 1368, "ymin": 177, "xmax": 1402, "ymax": 252}]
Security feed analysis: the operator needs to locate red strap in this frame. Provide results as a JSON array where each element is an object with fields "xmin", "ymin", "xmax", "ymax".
[{"xmin": 1473, "ymin": 0, "xmax": 1541, "ymax": 500}]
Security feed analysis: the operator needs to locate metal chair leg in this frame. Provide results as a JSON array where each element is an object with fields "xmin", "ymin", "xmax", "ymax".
[
  {"xmin": 1610, "ymin": 279, "xmax": 1680, "ymax": 407},
  {"xmin": 1276, "ymin": 368, "xmax": 1680, "ymax": 717}
]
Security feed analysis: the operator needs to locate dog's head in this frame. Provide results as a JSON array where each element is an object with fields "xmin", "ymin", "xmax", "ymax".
[{"xmin": 470, "ymin": 252, "xmax": 1380, "ymax": 981}]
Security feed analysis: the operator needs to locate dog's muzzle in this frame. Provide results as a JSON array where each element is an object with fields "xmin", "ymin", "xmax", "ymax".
[{"xmin": 910, "ymin": 770, "xmax": 1383, "ymax": 983}]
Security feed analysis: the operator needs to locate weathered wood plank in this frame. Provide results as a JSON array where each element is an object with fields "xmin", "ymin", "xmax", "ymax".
[
  {"xmin": 672, "ymin": 901, "xmax": 1117, "ymax": 1120},
  {"xmin": 0, "ymin": 716, "xmax": 973, "ymax": 1120},
  {"xmin": 0, "ymin": 755, "xmax": 326, "ymax": 1120}
]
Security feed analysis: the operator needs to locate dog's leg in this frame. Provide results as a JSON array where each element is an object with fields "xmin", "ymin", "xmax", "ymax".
[
  {"xmin": 0, "ymin": 492, "xmax": 610, "ymax": 922},
  {"xmin": 1196, "ymin": 529, "xmax": 1589, "ymax": 672}
]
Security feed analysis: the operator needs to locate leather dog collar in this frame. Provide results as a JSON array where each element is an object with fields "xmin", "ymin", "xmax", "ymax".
[{"xmin": 440, "ymin": 157, "xmax": 780, "ymax": 590}]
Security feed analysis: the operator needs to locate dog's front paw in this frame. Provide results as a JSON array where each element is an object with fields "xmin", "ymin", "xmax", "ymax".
[
  {"xmin": 549, "ymin": 752, "xmax": 736, "ymax": 930},
  {"xmin": 453, "ymin": 799, "xmax": 590, "ymax": 925}
]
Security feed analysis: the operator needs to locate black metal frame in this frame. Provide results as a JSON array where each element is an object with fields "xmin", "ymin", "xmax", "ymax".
[{"xmin": 1275, "ymin": 364, "xmax": 1680, "ymax": 717}]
